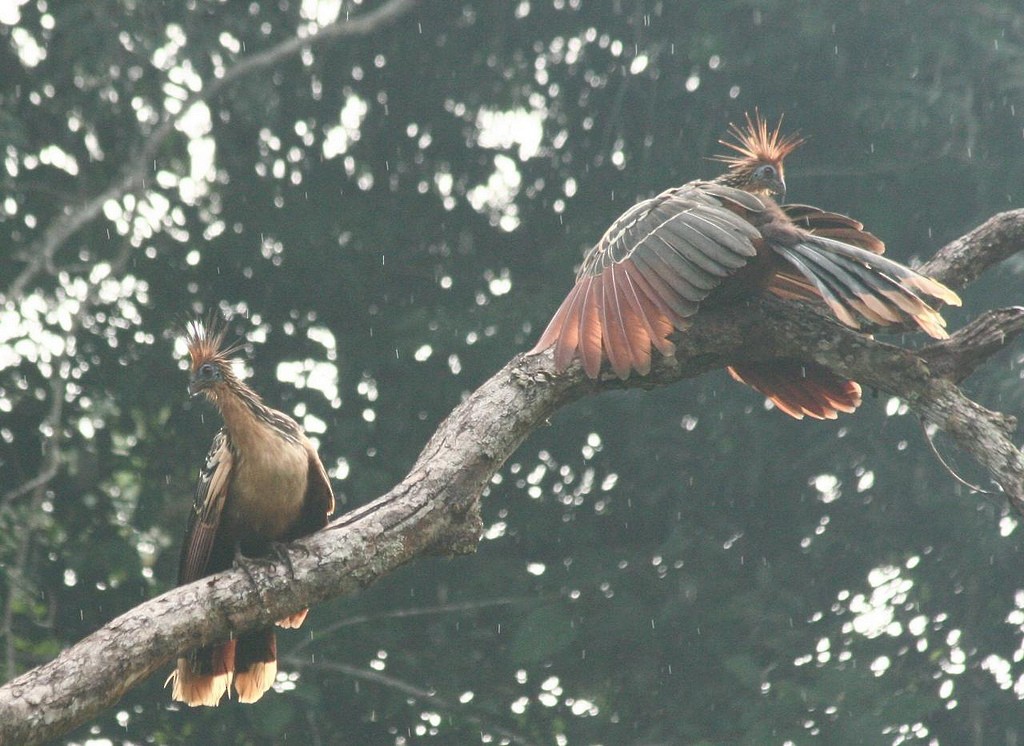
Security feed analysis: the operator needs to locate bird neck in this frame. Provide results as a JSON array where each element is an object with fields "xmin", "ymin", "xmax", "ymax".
[
  {"xmin": 213, "ymin": 383, "xmax": 276, "ymax": 441},
  {"xmin": 210, "ymin": 379, "xmax": 304, "ymax": 454},
  {"xmin": 712, "ymin": 169, "xmax": 750, "ymax": 189}
]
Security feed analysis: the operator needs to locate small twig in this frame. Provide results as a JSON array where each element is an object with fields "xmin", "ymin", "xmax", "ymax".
[
  {"xmin": 280, "ymin": 657, "xmax": 540, "ymax": 746},
  {"xmin": 288, "ymin": 596, "xmax": 534, "ymax": 657},
  {"xmin": 919, "ymin": 418, "xmax": 999, "ymax": 496},
  {"xmin": 3, "ymin": 0, "xmax": 420, "ymax": 302},
  {"xmin": 1, "ymin": 375, "xmax": 65, "ymax": 508},
  {"xmin": 2, "ymin": 234, "xmax": 145, "ymax": 679},
  {"xmin": 2, "ymin": 374, "xmax": 65, "ymax": 680}
]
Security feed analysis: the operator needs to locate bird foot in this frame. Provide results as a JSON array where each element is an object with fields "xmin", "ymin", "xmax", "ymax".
[
  {"xmin": 269, "ymin": 542, "xmax": 295, "ymax": 579},
  {"xmin": 232, "ymin": 542, "xmax": 307, "ymax": 590},
  {"xmin": 268, "ymin": 541, "xmax": 310, "ymax": 580},
  {"xmin": 232, "ymin": 547, "xmax": 267, "ymax": 594}
]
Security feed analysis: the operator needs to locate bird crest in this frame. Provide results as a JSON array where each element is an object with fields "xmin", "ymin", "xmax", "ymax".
[
  {"xmin": 713, "ymin": 110, "xmax": 805, "ymax": 170},
  {"xmin": 183, "ymin": 315, "xmax": 243, "ymax": 374}
]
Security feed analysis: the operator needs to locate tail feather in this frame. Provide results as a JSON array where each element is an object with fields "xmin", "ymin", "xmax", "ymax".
[
  {"xmin": 167, "ymin": 623, "xmax": 295, "ymax": 707},
  {"xmin": 166, "ymin": 641, "xmax": 235, "ymax": 707},
  {"xmin": 233, "ymin": 627, "xmax": 278, "ymax": 704},
  {"xmin": 728, "ymin": 361, "xmax": 862, "ymax": 420},
  {"xmin": 276, "ymin": 608, "xmax": 310, "ymax": 629}
]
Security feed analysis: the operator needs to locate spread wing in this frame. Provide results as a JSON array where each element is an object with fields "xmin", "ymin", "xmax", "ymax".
[
  {"xmin": 528, "ymin": 181, "xmax": 767, "ymax": 379},
  {"xmin": 770, "ymin": 202, "xmax": 958, "ymax": 337},
  {"xmin": 178, "ymin": 430, "xmax": 234, "ymax": 585},
  {"xmin": 771, "ymin": 204, "xmax": 886, "ymax": 303},
  {"xmin": 781, "ymin": 204, "xmax": 885, "ymax": 253}
]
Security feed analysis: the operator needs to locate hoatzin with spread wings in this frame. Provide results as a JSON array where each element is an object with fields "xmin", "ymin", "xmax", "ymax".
[
  {"xmin": 167, "ymin": 318, "xmax": 335, "ymax": 706},
  {"xmin": 527, "ymin": 112, "xmax": 961, "ymax": 419}
]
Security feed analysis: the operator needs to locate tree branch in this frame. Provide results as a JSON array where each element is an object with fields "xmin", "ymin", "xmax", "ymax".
[
  {"xmin": 2, "ymin": 0, "xmax": 419, "ymax": 302},
  {"xmin": 0, "ymin": 209, "xmax": 1022, "ymax": 744},
  {"xmin": 921, "ymin": 208, "xmax": 1024, "ymax": 289},
  {"xmin": 280, "ymin": 658, "xmax": 540, "ymax": 746}
]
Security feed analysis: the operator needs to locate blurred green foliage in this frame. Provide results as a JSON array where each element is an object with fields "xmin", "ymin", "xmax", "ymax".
[{"xmin": 1, "ymin": 0, "xmax": 1023, "ymax": 743}]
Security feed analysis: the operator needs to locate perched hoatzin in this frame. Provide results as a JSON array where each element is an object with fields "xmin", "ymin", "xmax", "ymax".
[
  {"xmin": 167, "ymin": 318, "xmax": 335, "ymax": 706},
  {"xmin": 527, "ymin": 113, "xmax": 961, "ymax": 419}
]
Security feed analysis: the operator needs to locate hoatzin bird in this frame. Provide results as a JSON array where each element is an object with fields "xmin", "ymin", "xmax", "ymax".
[
  {"xmin": 167, "ymin": 318, "xmax": 335, "ymax": 706},
  {"xmin": 527, "ymin": 112, "xmax": 961, "ymax": 419}
]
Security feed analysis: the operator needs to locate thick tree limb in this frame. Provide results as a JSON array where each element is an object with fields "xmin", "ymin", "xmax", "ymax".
[
  {"xmin": 1, "ymin": 210, "xmax": 1023, "ymax": 744},
  {"xmin": 922, "ymin": 208, "xmax": 1024, "ymax": 288}
]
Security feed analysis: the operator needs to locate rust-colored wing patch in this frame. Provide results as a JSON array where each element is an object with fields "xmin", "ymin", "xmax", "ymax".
[{"xmin": 529, "ymin": 182, "xmax": 765, "ymax": 379}]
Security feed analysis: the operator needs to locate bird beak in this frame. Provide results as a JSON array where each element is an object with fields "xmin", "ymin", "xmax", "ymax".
[
  {"xmin": 773, "ymin": 177, "xmax": 787, "ymax": 202},
  {"xmin": 188, "ymin": 378, "xmax": 203, "ymax": 398}
]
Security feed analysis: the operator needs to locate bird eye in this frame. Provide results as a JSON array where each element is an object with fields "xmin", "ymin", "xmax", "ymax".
[
  {"xmin": 199, "ymin": 363, "xmax": 218, "ymax": 379},
  {"xmin": 756, "ymin": 164, "xmax": 777, "ymax": 180}
]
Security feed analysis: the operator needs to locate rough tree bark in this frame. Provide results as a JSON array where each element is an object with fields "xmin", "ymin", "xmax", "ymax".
[{"xmin": 0, "ymin": 210, "xmax": 1022, "ymax": 744}]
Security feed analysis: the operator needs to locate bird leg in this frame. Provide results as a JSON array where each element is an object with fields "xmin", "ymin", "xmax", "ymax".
[
  {"xmin": 233, "ymin": 541, "xmax": 305, "ymax": 585},
  {"xmin": 268, "ymin": 542, "xmax": 298, "ymax": 580},
  {"xmin": 232, "ymin": 543, "xmax": 265, "ymax": 595}
]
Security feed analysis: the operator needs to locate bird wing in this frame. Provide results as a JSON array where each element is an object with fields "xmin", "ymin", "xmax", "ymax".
[
  {"xmin": 770, "ymin": 203, "xmax": 887, "ymax": 302},
  {"xmin": 301, "ymin": 444, "xmax": 336, "ymax": 533},
  {"xmin": 780, "ymin": 204, "xmax": 885, "ymax": 254},
  {"xmin": 178, "ymin": 430, "xmax": 234, "ymax": 584},
  {"xmin": 772, "ymin": 236, "xmax": 960, "ymax": 338},
  {"xmin": 771, "ymin": 202, "xmax": 960, "ymax": 338},
  {"xmin": 529, "ymin": 181, "xmax": 766, "ymax": 379}
]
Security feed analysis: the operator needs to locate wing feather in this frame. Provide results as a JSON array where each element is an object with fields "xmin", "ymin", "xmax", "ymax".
[
  {"xmin": 530, "ymin": 181, "xmax": 763, "ymax": 377},
  {"xmin": 178, "ymin": 431, "xmax": 233, "ymax": 585},
  {"xmin": 782, "ymin": 204, "xmax": 886, "ymax": 254}
]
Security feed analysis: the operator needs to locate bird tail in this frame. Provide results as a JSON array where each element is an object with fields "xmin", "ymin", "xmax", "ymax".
[
  {"xmin": 167, "ymin": 641, "xmax": 235, "ymax": 707},
  {"xmin": 276, "ymin": 608, "xmax": 309, "ymax": 629},
  {"xmin": 771, "ymin": 235, "xmax": 960, "ymax": 339},
  {"xmin": 727, "ymin": 361, "xmax": 862, "ymax": 420},
  {"xmin": 233, "ymin": 627, "xmax": 278, "ymax": 703}
]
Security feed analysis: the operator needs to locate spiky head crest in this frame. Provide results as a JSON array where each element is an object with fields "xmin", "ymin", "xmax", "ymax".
[
  {"xmin": 714, "ymin": 110, "xmax": 805, "ymax": 171},
  {"xmin": 712, "ymin": 110, "xmax": 804, "ymax": 198},
  {"xmin": 184, "ymin": 316, "xmax": 237, "ymax": 371},
  {"xmin": 183, "ymin": 315, "xmax": 244, "ymax": 397}
]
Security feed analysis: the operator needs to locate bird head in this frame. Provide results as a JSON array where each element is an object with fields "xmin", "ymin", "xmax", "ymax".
[
  {"xmin": 184, "ymin": 317, "xmax": 242, "ymax": 400},
  {"xmin": 713, "ymin": 110, "xmax": 804, "ymax": 200}
]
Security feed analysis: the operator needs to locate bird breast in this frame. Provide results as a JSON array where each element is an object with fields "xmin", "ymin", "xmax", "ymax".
[{"xmin": 228, "ymin": 429, "xmax": 310, "ymax": 541}]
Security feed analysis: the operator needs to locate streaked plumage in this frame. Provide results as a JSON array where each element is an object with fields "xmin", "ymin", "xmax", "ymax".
[
  {"xmin": 167, "ymin": 317, "xmax": 335, "ymax": 706},
  {"xmin": 528, "ymin": 112, "xmax": 960, "ymax": 419}
]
